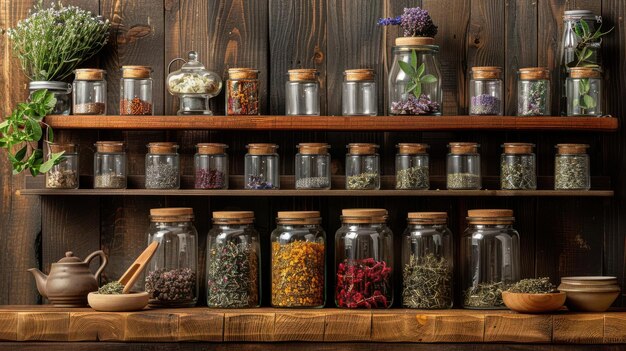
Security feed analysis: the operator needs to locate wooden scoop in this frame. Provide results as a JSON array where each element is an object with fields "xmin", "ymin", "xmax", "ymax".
[{"xmin": 119, "ymin": 241, "xmax": 159, "ymax": 294}]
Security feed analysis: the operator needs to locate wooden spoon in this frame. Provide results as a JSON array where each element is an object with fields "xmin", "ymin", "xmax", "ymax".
[{"xmin": 119, "ymin": 241, "xmax": 159, "ymax": 294}]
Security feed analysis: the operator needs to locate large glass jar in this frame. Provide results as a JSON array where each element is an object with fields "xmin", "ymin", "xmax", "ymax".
[
  {"xmin": 167, "ymin": 51, "xmax": 222, "ymax": 115},
  {"xmin": 396, "ymin": 143, "xmax": 429, "ymax": 190},
  {"xmin": 271, "ymin": 211, "xmax": 325, "ymax": 308},
  {"xmin": 388, "ymin": 37, "xmax": 442, "ymax": 115},
  {"xmin": 120, "ymin": 65, "xmax": 153, "ymax": 115},
  {"xmin": 555, "ymin": 144, "xmax": 590, "ymax": 190},
  {"xmin": 285, "ymin": 69, "xmax": 320, "ymax": 116},
  {"xmin": 447, "ymin": 142, "xmax": 481, "ymax": 190},
  {"xmin": 45, "ymin": 143, "xmax": 79, "ymax": 189},
  {"xmin": 335, "ymin": 209, "xmax": 393, "ymax": 308},
  {"xmin": 94, "ymin": 141, "xmax": 127, "ymax": 189},
  {"xmin": 346, "ymin": 143, "xmax": 380, "ymax": 190},
  {"xmin": 462, "ymin": 209, "xmax": 520, "ymax": 309},
  {"xmin": 72, "ymin": 69, "xmax": 107, "ymax": 115},
  {"xmin": 566, "ymin": 67, "xmax": 603, "ymax": 117},
  {"xmin": 402, "ymin": 212, "xmax": 453, "ymax": 309},
  {"xmin": 295, "ymin": 143, "xmax": 331, "ymax": 190},
  {"xmin": 29, "ymin": 81, "xmax": 72, "ymax": 115},
  {"xmin": 500, "ymin": 143, "xmax": 536, "ymax": 190},
  {"xmin": 517, "ymin": 67, "xmax": 550, "ymax": 116},
  {"xmin": 342, "ymin": 69, "xmax": 377, "ymax": 116},
  {"xmin": 146, "ymin": 207, "xmax": 198, "ymax": 307},
  {"xmin": 226, "ymin": 68, "xmax": 260, "ymax": 115},
  {"xmin": 194, "ymin": 143, "xmax": 228, "ymax": 189},
  {"xmin": 469, "ymin": 67, "xmax": 503, "ymax": 115},
  {"xmin": 145, "ymin": 142, "xmax": 180, "ymax": 189},
  {"xmin": 244, "ymin": 143, "xmax": 279, "ymax": 189},
  {"xmin": 206, "ymin": 211, "xmax": 260, "ymax": 308}
]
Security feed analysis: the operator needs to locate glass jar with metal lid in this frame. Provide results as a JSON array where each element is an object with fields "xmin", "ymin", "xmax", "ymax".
[
  {"xmin": 120, "ymin": 65, "xmax": 153, "ymax": 115},
  {"xmin": 554, "ymin": 144, "xmax": 590, "ymax": 190},
  {"xmin": 469, "ymin": 66, "xmax": 503, "ymax": 116},
  {"xmin": 244, "ymin": 143, "xmax": 279, "ymax": 189},
  {"xmin": 517, "ymin": 67, "xmax": 551, "ymax": 116},
  {"xmin": 94, "ymin": 141, "xmax": 126, "ymax": 189},
  {"xmin": 346, "ymin": 143, "xmax": 380, "ymax": 190},
  {"xmin": 396, "ymin": 143, "xmax": 429, "ymax": 190},
  {"xmin": 335, "ymin": 208, "xmax": 393, "ymax": 308},
  {"xmin": 566, "ymin": 67, "xmax": 603, "ymax": 117},
  {"xmin": 342, "ymin": 68, "xmax": 377, "ymax": 116},
  {"xmin": 194, "ymin": 143, "xmax": 228, "ymax": 190},
  {"xmin": 226, "ymin": 68, "xmax": 260, "ymax": 115},
  {"xmin": 295, "ymin": 143, "xmax": 331, "ymax": 190},
  {"xmin": 167, "ymin": 51, "xmax": 222, "ymax": 115},
  {"xmin": 462, "ymin": 209, "xmax": 520, "ymax": 309},
  {"xmin": 145, "ymin": 142, "xmax": 180, "ymax": 189},
  {"xmin": 402, "ymin": 212, "xmax": 453, "ymax": 309},
  {"xmin": 206, "ymin": 211, "xmax": 260, "ymax": 308},
  {"xmin": 72, "ymin": 69, "xmax": 107, "ymax": 115},
  {"xmin": 146, "ymin": 207, "xmax": 198, "ymax": 307},
  {"xmin": 500, "ymin": 143, "xmax": 536, "ymax": 190},
  {"xmin": 45, "ymin": 143, "xmax": 79, "ymax": 189},
  {"xmin": 271, "ymin": 211, "xmax": 325, "ymax": 308},
  {"xmin": 447, "ymin": 142, "xmax": 481, "ymax": 190},
  {"xmin": 29, "ymin": 81, "xmax": 72, "ymax": 115},
  {"xmin": 286, "ymin": 69, "xmax": 320, "ymax": 116}
]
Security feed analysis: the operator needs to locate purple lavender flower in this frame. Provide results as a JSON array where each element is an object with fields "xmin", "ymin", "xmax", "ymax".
[
  {"xmin": 470, "ymin": 94, "xmax": 502, "ymax": 115},
  {"xmin": 377, "ymin": 16, "xmax": 402, "ymax": 26},
  {"xmin": 400, "ymin": 7, "xmax": 438, "ymax": 37},
  {"xmin": 390, "ymin": 94, "xmax": 440, "ymax": 115}
]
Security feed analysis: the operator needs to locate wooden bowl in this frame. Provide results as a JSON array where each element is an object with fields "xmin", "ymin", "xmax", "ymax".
[
  {"xmin": 502, "ymin": 291, "xmax": 566, "ymax": 313},
  {"xmin": 88, "ymin": 291, "xmax": 149, "ymax": 312}
]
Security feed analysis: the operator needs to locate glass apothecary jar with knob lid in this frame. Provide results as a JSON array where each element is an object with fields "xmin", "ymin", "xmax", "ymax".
[
  {"xmin": 295, "ymin": 143, "xmax": 331, "ymax": 190},
  {"xmin": 194, "ymin": 143, "xmax": 228, "ymax": 190},
  {"xmin": 469, "ymin": 66, "xmax": 503, "ymax": 116},
  {"xmin": 45, "ymin": 143, "xmax": 79, "ymax": 189},
  {"xmin": 342, "ymin": 69, "xmax": 377, "ymax": 116},
  {"xmin": 167, "ymin": 51, "xmax": 222, "ymax": 115},
  {"xmin": 73, "ymin": 68, "xmax": 107, "ymax": 115},
  {"xmin": 94, "ymin": 141, "xmax": 126, "ymax": 189},
  {"xmin": 346, "ymin": 143, "xmax": 380, "ymax": 190},
  {"xmin": 286, "ymin": 69, "xmax": 320, "ymax": 116},
  {"xmin": 120, "ymin": 65, "xmax": 153, "ymax": 115},
  {"xmin": 396, "ymin": 143, "xmax": 429, "ymax": 190},
  {"xmin": 447, "ymin": 142, "xmax": 481, "ymax": 190},
  {"xmin": 145, "ymin": 142, "xmax": 180, "ymax": 189},
  {"xmin": 244, "ymin": 143, "xmax": 279, "ymax": 189}
]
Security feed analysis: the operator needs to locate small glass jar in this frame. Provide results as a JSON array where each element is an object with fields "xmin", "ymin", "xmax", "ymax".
[
  {"xmin": 295, "ymin": 143, "xmax": 331, "ymax": 190},
  {"xmin": 447, "ymin": 142, "xmax": 481, "ymax": 190},
  {"xmin": 469, "ymin": 66, "xmax": 503, "ymax": 116},
  {"xmin": 29, "ymin": 81, "xmax": 72, "ymax": 115},
  {"xmin": 517, "ymin": 67, "xmax": 550, "ymax": 116},
  {"xmin": 167, "ymin": 51, "xmax": 222, "ymax": 115},
  {"xmin": 555, "ymin": 144, "xmax": 590, "ymax": 190},
  {"xmin": 145, "ymin": 142, "xmax": 180, "ymax": 189},
  {"xmin": 566, "ymin": 67, "xmax": 603, "ymax": 117},
  {"xmin": 206, "ymin": 211, "xmax": 260, "ymax": 308},
  {"xmin": 286, "ymin": 69, "xmax": 320, "ymax": 115},
  {"xmin": 271, "ymin": 211, "xmax": 325, "ymax": 308},
  {"xmin": 226, "ymin": 68, "xmax": 260, "ymax": 115},
  {"xmin": 73, "ymin": 69, "xmax": 107, "ymax": 115},
  {"xmin": 94, "ymin": 141, "xmax": 127, "ymax": 189},
  {"xmin": 244, "ymin": 143, "xmax": 279, "ymax": 189},
  {"xmin": 120, "ymin": 65, "xmax": 153, "ymax": 115},
  {"xmin": 500, "ymin": 143, "xmax": 537, "ymax": 190},
  {"xmin": 335, "ymin": 209, "xmax": 393, "ymax": 308},
  {"xmin": 396, "ymin": 143, "xmax": 429, "ymax": 190},
  {"xmin": 462, "ymin": 209, "xmax": 520, "ymax": 309},
  {"xmin": 194, "ymin": 143, "xmax": 228, "ymax": 190},
  {"xmin": 388, "ymin": 37, "xmax": 442, "ymax": 115},
  {"xmin": 346, "ymin": 143, "xmax": 380, "ymax": 190},
  {"xmin": 45, "ymin": 143, "xmax": 79, "ymax": 189},
  {"xmin": 402, "ymin": 212, "xmax": 453, "ymax": 309},
  {"xmin": 342, "ymin": 69, "xmax": 377, "ymax": 116},
  {"xmin": 146, "ymin": 207, "xmax": 198, "ymax": 307}
]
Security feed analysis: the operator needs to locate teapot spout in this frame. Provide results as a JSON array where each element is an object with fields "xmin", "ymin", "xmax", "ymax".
[{"xmin": 28, "ymin": 268, "xmax": 48, "ymax": 298}]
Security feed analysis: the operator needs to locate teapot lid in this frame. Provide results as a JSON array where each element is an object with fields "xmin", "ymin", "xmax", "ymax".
[{"xmin": 57, "ymin": 251, "xmax": 83, "ymax": 263}]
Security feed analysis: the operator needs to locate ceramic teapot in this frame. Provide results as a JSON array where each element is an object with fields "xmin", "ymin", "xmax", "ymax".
[{"xmin": 28, "ymin": 250, "xmax": 107, "ymax": 307}]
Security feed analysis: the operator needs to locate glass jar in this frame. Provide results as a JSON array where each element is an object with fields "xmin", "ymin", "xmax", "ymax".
[
  {"xmin": 335, "ymin": 209, "xmax": 393, "ymax": 308},
  {"xmin": 346, "ymin": 143, "xmax": 380, "ymax": 190},
  {"xmin": 402, "ymin": 212, "xmax": 453, "ymax": 309},
  {"xmin": 206, "ymin": 211, "xmax": 260, "ymax": 308},
  {"xmin": 167, "ymin": 51, "xmax": 222, "ymax": 115},
  {"xmin": 566, "ymin": 67, "xmax": 603, "ymax": 117},
  {"xmin": 120, "ymin": 65, "xmax": 153, "ymax": 115},
  {"xmin": 469, "ymin": 66, "xmax": 503, "ymax": 115},
  {"xmin": 45, "ymin": 143, "xmax": 79, "ymax": 189},
  {"xmin": 271, "ymin": 211, "xmax": 325, "ymax": 308},
  {"xmin": 226, "ymin": 68, "xmax": 260, "ymax": 115},
  {"xmin": 146, "ymin": 207, "xmax": 198, "ymax": 307},
  {"xmin": 295, "ymin": 143, "xmax": 331, "ymax": 190},
  {"xmin": 342, "ymin": 69, "xmax": 377, "ymax": 116},
  {"xmin": 72, "ymin": 69, "xmax": 107, "ymax": 115},
  {"xmin": 462, "ymin": 209, "xmax": 520, "ymax": 309},
  {"xmin": 29, "ymin": 81, "xmax": 72, "ymax": 115},
  {"xmin": 517, "ymin": 67, "xmax": 550, "ymax": 116},
  {"xmin": 447, "ymin": 142, "xmax": 481, "ymax": 190},
  {"xmin": 244, "ymin": 143, "xmax": 279, "ymax": 189},
  {"xmin": 194, "ymin": 143, "xmax": 228, "ymax": 189},
  {"xmin": 500, "ymin": 143, "xmax": 536, "ymax": 190},
  {"xmin": 388, "ymin": 37, "xmax": 442, "ymax": 115},
  {"xmin": 94, "ymin": 141, "xmax": 127, "ymax": 189},
  {"xmin": 396, "ymin": 143, "xmax": 429, "ymax": 190},
  {"xmin": 555, "ymin": 144, "xmax": 590, "ymax": 190},
  {"xmin": 145, "ymin": 142, "xmax": 180, "ymax": 189},
  {"xmin": 285, "ymin": 69, "xmax": 320, "ymax": 115}
]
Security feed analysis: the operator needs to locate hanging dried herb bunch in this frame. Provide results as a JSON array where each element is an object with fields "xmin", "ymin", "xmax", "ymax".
[{"xmin": 507, "ymin": 277, "xmax": 557, "ymax": 294}]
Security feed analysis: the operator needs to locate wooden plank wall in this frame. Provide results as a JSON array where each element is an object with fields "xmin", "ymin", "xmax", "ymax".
[{"xmin": 0, "ymin": 0, "xmax": 624, "ymax": 307}]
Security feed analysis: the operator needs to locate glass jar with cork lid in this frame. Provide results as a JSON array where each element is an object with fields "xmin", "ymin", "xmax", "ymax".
[
  {"xmin": 226, "ymin": 68, "xmax": 260, "ymax": 115},
  {"xmin": 396, "ymin": 143, "xmax": 429, "ymax": 190},
  {"xmin": 500, "ymin": 143, "xmax": 536, "ymax": 190},
  {"xmin": 120, "ymin": 65, "xmax": 153, "ymax": 115},
  {"xmin": 94, "ymin": 141, "xmax": 127, "ymax": 189},
  {"xmin": 447, "ymin": 142, "xmax": 481, "ymax": 190},
  {"xmin": 285, "ymin": 69, "xmax": 320, "ymax": 116},
  {"xmin": 517, "ymin": 67, "xmax": 550, "ymax": 116},
  {"xmin": 271, "ymin": 211, "xmax": 325, "ymax": 308},
  {"xmin": 45, "ymin": 143, "xmax": 79, "ymax": 189},
  {"xmin": 194, "ymin": 143, "xmax": 228, "ymax": 190},
  {"xmin": 72, "ymin": 69, "xmax": 107, "ymax": 115},
  {"xmin": 145, "ymin": 142, "xmax": 180, "ymax": 189},
  {"xmin": 346, "ymin": 143, "xmax": 380, "ymax": 190},
  {"xmin": 462, "ymin": 209, "xmax": 520, "ymax": 309},
  {"xmin": 245, "ymin": 143, "xmax": 279, "ymax": 189},
  {"xmin": 566, "ymin": 67, "xmax": 603, "ymax": 116},
  {"xmin": 206, "ymin": 211, "xmax": 260, "ymax": 308},
  {"xmin": 342, "ymin": 69, "xmax": 377, "ymax": 116},
  {"xmin": 295, "ymin": 143, "xmax": 331, "ymax": 190},
  {"xmin": 555, "ymin": 144, "xmax": 590, "ymax": 190},
  {"xmin": 469, "ymin": 66, "xmax": 503, "ymax": 115}
]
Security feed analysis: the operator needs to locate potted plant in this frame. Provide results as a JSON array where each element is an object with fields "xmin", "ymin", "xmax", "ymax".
[{"xmin": 502, "ymin": 277, "xmax": 566, "ymax": 313}]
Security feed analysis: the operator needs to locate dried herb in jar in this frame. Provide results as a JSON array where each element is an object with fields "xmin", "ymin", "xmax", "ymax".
[
  {"xmin": 396, "ymin": 166, "xmax": 429, "ymax": 189},
  {"xmin": 402, "ymin": 254, "xmax": 452, "ymax": 309},
  {"xmin": 501, "ymin": 158, "xmax": 536, "ymax": 190},
  {"xmin": 246, "ymin": 175, "xmax": 275, "ymax": 189},
  {"xmin": 227, "ymin": 80, "xmax": 259, "ymax": 115},
  {"xmin": 195, "ymin": 169, "xmax": 226, "ymax": 189},
  {"xmin": 95, "ymin": 174, "xmax": 126, "ymax": 189},
  {"xmin": 120, "ymin": 97, "xmax": 152, "ymax": 115},
  {"xmin": 272, "ymin": 241, "xmax": 325, "ymax": 307},
  {"xmin": 98, "ymin": 281, "xmax": 124, "ymax": 295},
  {"xmin": 336, "ymin": 258, "xmax": 392, "ymax": 308},
  {"xmin": 296, "ymin": 176, "xmax": 330, "ymax": 189},
  {"xmin": 447, "ymin": 173, "xmax": 480, "ymax": 189},
  {"xmin": 145, "ymin": 267, "xmax": 196, "ymax": 304},
  {"xmin": 74, "ymin": 102, "xmax": 106, "ymax": 115},
  {"xmin": 146, "ymin": 163, "xmax": 179, "ymax": 189},
  {"xmin": 507, "ymin": 277, "xmax": 557, "ymax": 294},
  {"xmin": 347, "ymin": 172, "xmax": 379, "ymax": 190},
  {"xmin": 470, "ymin": 94, "xmax": 502, "ymax": 115},
  {"xmin": 464, "ymin": 281, "xmax": 509, "ymax": 308},
  {"xmin": 207, "ymin": 241, "xmax": 259, "ymax": 308},
  {"xmin": 46, "ymin": 169, "xmax": 78, "ymax": 188},
  {"xmin": 555, "ymin": 156, "xmax": 589, "ymax": 189},
  {"xmin": 518, "ymin": 80, "xmax": 548, "ymax": 116}
]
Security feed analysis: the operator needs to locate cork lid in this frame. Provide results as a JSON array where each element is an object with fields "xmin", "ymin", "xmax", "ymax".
[
  {"xmin": 147, "ymin": 142, "xmax": 178, "ymax": 154},
  {"xmin": 448, "ymin": 142, "xmax": 479, "ymax": 154},
  {"xmin": 397, "ymin": 143, "xmax": 429, "ymax": 155},
  {"xmin": 344, "ymin": 69, "xmax": 375, "ymax": 81},
  {"xmin": 150, "ymin": 207, "xmax": 194, "ymax": 222},
  {"xmin": 212, "ymin": 211, "xmax": 255, "ymax": 224},
  {"xmin": 502, "ymin": 142, "xmax": 534, "ymax": 154},
  {"xmin": 196, "ymin": 143, "xmax": 228, "ymax": 155},
  {"xmin": 569, "ymin": 67, "xmax": 602, "ymax": 79},
  {"xmin": 518, "ymin": 67, "xmax": 550, "ymax": 80},
  {"xmin": 122, "ymin": 65, "xmax": 152, "ymax": 79},
  {"xmin": 228, "ymin": 68, "xmax": 259, "ymax": 80},
  {"xmin": 395, "ymin": 37, "xmax": 435, "ymax": 46},
  {"xmin": 277, "ymin": 211, "xmax": 322, "ymax": 225},
  {"xmin": 95, "ymin": 141, "xmax": 125, "ymax": 153},
  {"xmin": 75, "ymin": 68, "xmax": 106, "ymax": 81},
  {"xmin": 471, "ymin": 66, "xmax": 502, "ymax": 80},
  {"xmin": 246, "ymin": 143, "xmax": 278, "ymax": 155},
  {"xmin": 47, "ymin": 142, "xmax": 78, "ymax": 154},
  {"xmin": 467, "ymin": 209, "xmax": 514, "ymax": 224},
  {"xmin": 288, "ymin": 69, "xmax": 318, "ymax": 81},
  {"xmin": 347, "ymin": 143, "xmax": 379, "ymax": 155},
  {"xmin": 408, "ymin": 212, "xmax": 448, "ymax": 224},
  {"xmin": 297, "ymin": 143, "xmax": 330, "ymax": 155},
  {"xmin": 341, "ymin": 208, "xmax": 388, "ymax": 224},
  {"xmin": 556, "ymin": 143, "xmax": 589, "ymax": 155}
]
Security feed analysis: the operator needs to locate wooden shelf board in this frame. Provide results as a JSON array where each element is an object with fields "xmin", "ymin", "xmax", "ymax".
[{"xmin": 44, "ymin": 115, "xmax": 619, "ymax": 131}]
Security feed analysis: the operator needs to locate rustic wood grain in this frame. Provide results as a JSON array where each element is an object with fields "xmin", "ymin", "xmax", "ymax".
[
  {"xmin": 125, "ymin": 312, "xmax": 178, "ymax": 341},
  {"xmin": 604, "ymin": 313, "xmax": 626, "ymax": 343},
  {"xmin": 223, "ymin": 311, "xmax": 275, "ymax": 342},
  {"xmin": 323, "ymin": 310, "xmax": 371, "ymax": 342},
  {"xmin": 0, "ymin": 313, "xmax": 17, "ymax": 341},
  {"xmin": 273, "ymin": 310, "xmax": 326, "ymax": 341},
  {"xmin": 177, "ymin": 310, "xmax": 223, "ymax": 342},
  {"xmin": 17, "ymin": 312, "xmax": 69, "ymax": 341},
  {"xmin": 553, "ymin": 313, "xmax": 604, "ymax": 344},
  {"xmin": 484, "ymin": 313, "xmax": 552, "ymax": 343},
  {"xmin": 68, "ymin": 312, "xmax": 125, "ymax": 341},
  {"xmin": 537, "ymin": 0, "xmax": 565, "ymax": 116}
]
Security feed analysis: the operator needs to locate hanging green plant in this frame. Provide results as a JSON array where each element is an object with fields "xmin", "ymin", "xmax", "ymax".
[{"xmin": 569, "ymin": 20, "xmax": 613, "ymax": 68}]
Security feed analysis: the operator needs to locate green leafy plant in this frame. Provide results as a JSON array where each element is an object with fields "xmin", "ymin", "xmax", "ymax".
[
  {"xmin": 0, "ymin": 89, "xmax": 64, "ymax": 176},
  {"xmin": 574, "ymin": 78, "xmax": 597, "ymax": 114},
  {"xmin": 570, "ymin": 20, "xmax": 613, "ymax": 68},
  {"xmin": 398, "ymin": 50, "xmax": 438, "ymax": 98}
]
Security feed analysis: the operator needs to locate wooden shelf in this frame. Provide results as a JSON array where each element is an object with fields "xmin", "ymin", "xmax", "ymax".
[{"xmin": 44, "ymin": 115, "xmax": 619, "ymax": 131}]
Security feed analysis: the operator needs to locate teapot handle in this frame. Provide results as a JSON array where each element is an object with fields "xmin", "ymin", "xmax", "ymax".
[{"xmin": 84, "ymin": 250, "xmax": 108, "ymax": 280}]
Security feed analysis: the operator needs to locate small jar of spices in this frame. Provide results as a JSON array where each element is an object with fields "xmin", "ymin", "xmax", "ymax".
[
  {"xmin": 94, "ymin": 141, "xmax": 127, "ymax": 189},
  {"xmin": 45, "ymin": 143, "xmax": 79, "ymax": 189},
  {"xmin": 517, "ymin": 67, "xmax": 550, "ymax": 116},
  {"xmin": 554, "ymin": 144, "xmax": 590, "ymax": 190},
  {"xmin": 120, "ymin": 65, "xmax": 153, "ymax": 115},
  {"xmin": 226, "ymin": 68, "xmax": 260, "ymax": 115},
  {"xmin": 345, "ymin": 143, "xmax": 380, "ymax": 190},
  {"xmin": 447, "ymin": 142, "xmax": 481, "ymax": 190},
  {"xmin": 244, "ymin": 143, "xmax": 280, "ymax": 189},
  {"xmin": 145, "ymin": 142, "xmax": 180, "ymax": 189},
  {"xmin": 194, "ymin": 143, "xmax": 228, "ymax": 190},
  {"xmin": 295, "ymin": 143, "xmax": 331, "ymax": 190},
  {"xmin": 469, "ymin": 66, "xmax": 503, "ymax": 116},
  {"xmin": 73, "ymin": 69, "xmax": 107, "ymax": 115},
  {"xmin": 500, "ymin": 143, "xmax": 537, "ymax": 190},
  {"xmin": 395, "ymin": 143, "xmax": 429, "ymax": 190}
]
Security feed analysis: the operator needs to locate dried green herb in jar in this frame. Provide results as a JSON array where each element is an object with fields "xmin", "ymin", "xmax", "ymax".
[
  {"xmin": 98, "ymin": 281, "xmax": 124, "ymax": 294},
  {"xmin": 501, "ymin": 158, "xmax": 536, "ymax": 190},
  {"xmin": 555, "ymin": 156, "xmax": 589, "ymax": 190},
  {"xmin": 145, "ymin": 164, "xmax": 179, "ymax": 189},
  {"xmin": 396, "ymin": 166, "xmax": 429, "ymax": 189},
  {"xmin": 403, "ymin": 254, "xmax": 452, "ymax": 309},
  {"xmin": 447, "ymin": 173, "xmax": 481, "ymax": 189},
  {"xmin": 464, "ymin": 281, "xmax": 509, "ymax": 308},
  {"xmin": 347, "ymin": 172, "xmax": 379, "ymax": 190},
  {"xmin": 507, "ymin": 277, "xmax": 557, "ymax": 294},
  {"xmin": 207, "ymin": 241, "xmax": 259, "ymax": 308}
]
